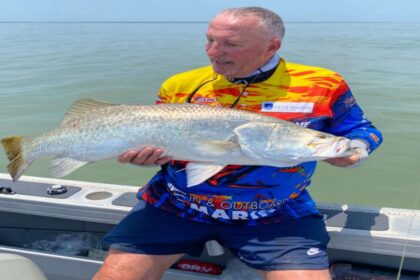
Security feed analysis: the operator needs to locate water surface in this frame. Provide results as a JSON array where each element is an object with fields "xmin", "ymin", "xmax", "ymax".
[{"xmin": 1, "ymin": 22, "xmax": 419, "ymax": 209}]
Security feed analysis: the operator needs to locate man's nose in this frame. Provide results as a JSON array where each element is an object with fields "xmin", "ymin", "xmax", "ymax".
[{"xmin": 206, "ymin": 42, "xmax": 224, "ymax": 56}]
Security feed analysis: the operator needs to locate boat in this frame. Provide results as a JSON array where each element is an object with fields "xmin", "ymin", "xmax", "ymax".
[{"xmin": 0, "ymin": 172, "xmax": 419, "ymax": 279}]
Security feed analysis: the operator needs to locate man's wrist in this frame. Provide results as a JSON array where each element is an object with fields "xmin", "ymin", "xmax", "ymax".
[
  {"xmin": 351, "ymin": 139, "xmax": 369, "ymax": 151},
  {"xmin": 347, "ymin": 139, "xmax": 369, "ymax": 167}
]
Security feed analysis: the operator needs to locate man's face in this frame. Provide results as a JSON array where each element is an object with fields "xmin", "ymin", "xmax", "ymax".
[{"xmin": 205, "ymin": 14, "xmax": 280, "ymax": 79}]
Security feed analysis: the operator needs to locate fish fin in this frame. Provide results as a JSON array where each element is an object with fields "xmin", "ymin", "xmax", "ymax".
[
  {"xmin": 50, "ymin": 157, "xmax": 88, "ymax": 178},
  {"xmin": 186, "ymin": 162, "xmax": 226, "ymax": 187},
  {"xmin": 1, "ymin": 136, "xmax": 32, "ymax": 182},
  {"xmin": 196, "ymin": 139, "xmax": 239, "ymax": 157},
  {"xmin": 238, "ymin": 144, "xmax": 294, "ymax": 167},
  {"xmin": 61, "ymin": 98, "xmax": 118, "ymax": 124}
]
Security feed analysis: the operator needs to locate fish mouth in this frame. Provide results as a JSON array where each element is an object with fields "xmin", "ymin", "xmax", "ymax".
[
  {"xmin": 331, "ymin": 137, "xmax": 352, "ymax": 156},
  {"xmin": 312, "ymin": 137, "xmax": 352, "ymax": 157}
]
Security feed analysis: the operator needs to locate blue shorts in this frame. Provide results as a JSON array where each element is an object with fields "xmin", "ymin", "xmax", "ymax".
[{"xmin": 102, "ymin": 200, "xmax": 330, "ymax": 271}]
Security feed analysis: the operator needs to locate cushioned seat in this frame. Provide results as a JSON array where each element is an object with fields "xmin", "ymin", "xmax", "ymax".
[{"xmin": 0, "ymin": 253, "xmax": 47, "ymax": 280}]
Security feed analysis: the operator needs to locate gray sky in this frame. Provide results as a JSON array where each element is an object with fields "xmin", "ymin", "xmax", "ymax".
[{"xmin": 1, "ymin": 0, "xmax": 419, "ymax": 22}]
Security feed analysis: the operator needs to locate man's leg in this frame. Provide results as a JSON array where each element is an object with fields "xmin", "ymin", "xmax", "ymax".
[
  {"xmin": 217, "ymin": 215, "xmax": 331, "ymax": 279},
  {"xmin": 93, "ymin": 249, "xmax": 183, "ymax": 280},
  {"xmin": 95, "ymin": 200, "xmax": 210, "ymax": 280},
  {"xmin": 260, "ymin": 269, "xmax": 331, "ymax": 280}
]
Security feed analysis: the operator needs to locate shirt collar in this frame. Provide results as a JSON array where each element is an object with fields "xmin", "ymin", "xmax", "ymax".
[
  {"xmin": 228, "ymin": 54, "xmax": 280, "ymax": 84},
  {"xmin": 248, "ymin": 53, "xmax": 280, "ymax": 77}
]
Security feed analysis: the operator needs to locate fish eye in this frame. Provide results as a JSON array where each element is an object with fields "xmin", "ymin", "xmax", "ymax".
[{"xmin": 318, "ymin": 134, "xmax": 327, "ymax": 139}]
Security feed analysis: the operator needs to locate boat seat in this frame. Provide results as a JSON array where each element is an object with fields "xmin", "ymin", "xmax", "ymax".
[{"xmin": 0, "ymin": 253, "xmax": 47, "ymax": 280}]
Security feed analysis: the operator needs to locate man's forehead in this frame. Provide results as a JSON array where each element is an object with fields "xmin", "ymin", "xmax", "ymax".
[{"xmin": 207, "ymin": 15, "xmax": 261, "ymax": 37}]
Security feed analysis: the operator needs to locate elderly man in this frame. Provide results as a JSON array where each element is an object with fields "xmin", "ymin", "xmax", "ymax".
[{"xmin": 94, "ymin": 7, "xmax": 382, "ymax": 280}]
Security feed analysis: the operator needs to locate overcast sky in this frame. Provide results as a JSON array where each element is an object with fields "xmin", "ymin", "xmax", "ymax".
[{"xmin": 1, "ymin": 0, "xmax": 419, "ymax": 22}]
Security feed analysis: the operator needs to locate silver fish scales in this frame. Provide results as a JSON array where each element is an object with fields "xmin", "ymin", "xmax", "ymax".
[{"xmin": 1, "ymin": 99, "xmax": 353, "ymax": 187}]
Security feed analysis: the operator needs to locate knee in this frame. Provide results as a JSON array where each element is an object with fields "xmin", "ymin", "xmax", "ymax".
[
  {"xmin": 93, "ymin": 249, "xmax": 181, "ymax": 280},
  {"xmin": 93, "ymin": 261, "xmax": 165, "ymax": 280},
  {"xmin": 93, "ymin": 250, "xmax": 150, "ymax": 280}
]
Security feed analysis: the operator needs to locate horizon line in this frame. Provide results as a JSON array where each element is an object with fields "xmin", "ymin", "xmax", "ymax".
[{"xmin": 0, "ymin": 20, "xmax": 419, "ymax": 24}]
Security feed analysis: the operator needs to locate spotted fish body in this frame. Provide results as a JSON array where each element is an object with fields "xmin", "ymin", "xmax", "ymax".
[{"xmin": 1, "ymin": 99, "xmax": 352, "ymax": 186}]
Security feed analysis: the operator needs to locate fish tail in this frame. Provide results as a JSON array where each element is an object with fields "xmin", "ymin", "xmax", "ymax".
[{"xmin": 1, "ymin": 136, "xmax": 31, "ymax": 182}]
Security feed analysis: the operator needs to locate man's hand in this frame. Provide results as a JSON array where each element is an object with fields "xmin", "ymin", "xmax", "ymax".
[
  {"xmin": 324, "ymin": 139, "xmax": 369, "ymax": 167},
  {"xmin": 117, "ymin": 146, "xmax": 172, "ymax": 166},
  {"xmin": 324, "ymin": 153, "xmax": 362, "ymax": 167}
]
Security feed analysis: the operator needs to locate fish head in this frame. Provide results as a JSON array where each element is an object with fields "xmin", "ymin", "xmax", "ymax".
[
  {"xmin": 265, "ymin": 125, "xmax": 352, "ymax": 160},
  {"xmin": 235, "ymin": 122, "xmax": 353, "ymax": 165},
  {"xmin": 306, "ymin": 132, "xmax": 352, "ymax": 159}
]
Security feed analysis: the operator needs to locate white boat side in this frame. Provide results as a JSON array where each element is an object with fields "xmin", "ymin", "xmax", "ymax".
[{"xmin": 0, "ymin": 173, "xmax": 419, "ymax": 279}]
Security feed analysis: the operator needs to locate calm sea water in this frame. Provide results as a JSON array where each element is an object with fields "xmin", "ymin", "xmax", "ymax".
[{"xmin": 1, "ymin": 22, "xmax": 419, "ymax": 209}]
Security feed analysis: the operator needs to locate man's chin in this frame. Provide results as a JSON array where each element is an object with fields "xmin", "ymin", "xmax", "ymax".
[
  {"xmin": 213, "ymin": 69, "xmax": 235, "ymax": 78},
  {"xmin": 211, "ymin": 64, "xmax": 234, "ymax": 77}
]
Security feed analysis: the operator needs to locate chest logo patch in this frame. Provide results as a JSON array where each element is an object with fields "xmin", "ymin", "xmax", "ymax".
[{"xmin": 261, "ymin": 102, "xmax": 314, "ymax": 113}]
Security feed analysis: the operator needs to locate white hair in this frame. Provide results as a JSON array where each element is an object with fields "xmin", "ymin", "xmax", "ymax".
[{"xmin": 219, "ymin": 7, "xmax": 285, "ymax": 40}]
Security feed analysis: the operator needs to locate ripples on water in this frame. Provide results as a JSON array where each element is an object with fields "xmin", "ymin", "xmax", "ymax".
[{"xmin": 0, "ymin": 22, "xmax": 419, "ymax": 209}]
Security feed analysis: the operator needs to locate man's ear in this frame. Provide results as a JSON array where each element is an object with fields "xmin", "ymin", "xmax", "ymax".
[{"xmin": 267, "ymin": 38, "xmax": 281, "ymax": 53}]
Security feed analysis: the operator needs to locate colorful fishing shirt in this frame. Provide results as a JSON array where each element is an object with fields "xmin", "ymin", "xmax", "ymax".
[{"xmin": 138, "ymin": 58, "xmax": 383, "ymax": 225}]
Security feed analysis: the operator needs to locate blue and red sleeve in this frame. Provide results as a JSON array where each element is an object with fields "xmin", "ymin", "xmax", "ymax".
[{"xmin": 325, "ymin": 81, "xmax": 383, "ymax": 153}]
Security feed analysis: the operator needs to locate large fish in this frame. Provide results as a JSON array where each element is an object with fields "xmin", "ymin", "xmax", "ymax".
[{"xmin": 1, "ymin": 99, "xmax": 354, "ymax": 187}]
